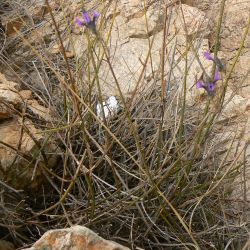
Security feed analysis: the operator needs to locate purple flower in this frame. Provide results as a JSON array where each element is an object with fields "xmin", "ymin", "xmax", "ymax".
[
  {"xmin": 197, "ymin": 70, "xmax": 221, "ymax": 94},
  {"xmin": 203, "ymin": 51, "xmax": 225, "ymax": 71},
  {"xmin": 197, "ymin": 80, "xmax": 203, "ymax": 89},
  {"xmin": 75, "ymin": 18, "xmax": 84, "ymax": 27},
  {"xmin": 83, "ymin": 12, "xmax": 91, "ymax": 24},
  {"xmin": 203, "ymin": 51, "xmax": 214, "ymax": 61},
  {"xmin": 214, "ymin": 70, "xmax": 220, "ymax": 82},
  {"xmin": 93, "ymin": 11, "xmax": 100, "ymax": 21},
  {"xmin": 207, "ymin": 82, "xmax": 216, "ymax": 92},
  {"xmin": 75, "ymin": 10, "xmax": 100, "ymax": 33}
]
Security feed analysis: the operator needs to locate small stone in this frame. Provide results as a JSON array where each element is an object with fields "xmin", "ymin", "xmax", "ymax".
[{"xmin": 23, "ymin": 226, "xmax": 130, "ymax": 250}]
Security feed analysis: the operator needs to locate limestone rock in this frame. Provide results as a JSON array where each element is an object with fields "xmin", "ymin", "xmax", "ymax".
[
  {"xmin": 0, "ymin": 117, "xmax": 56, "ymax": 190},
  {"xmin": 183, "ymin": 0, "xmax": 220, "ymax": 11},
  {"xmin": 0, "ymin": 73, "xmax": 22, "ymax": 106},
  {"xmin": 180, "ymin": 0, "xmax": 250, "ymax": 210},
  {"xmin": 78, "ymin": 2, "xmax": 210, "ymax": 101},
  {"xmin": 0, "ymin": 103, "xmax": 13, "ymax": 120},
  {"xmin": 23, "ymin": 225, "xmax": 130, "ymax": 250},
  {"xmin": 0, "ymin": 73, "xmax": 57, "ymax": 190},
  {"xmin": 215, "ymin": 1, "xmax": 249, "ymax": 96},
  {"xmin": 222, "ymin": 90, "xmax": 249, "ymax": 116},
  {"xmin": 0, "ymin": 240, "xmax": 14, "ymax": 250},
  {"xmin": 190, "ymin": 0, "xmax": 250, "ymax": 93},
  {"xmin": 219, "ymin": 0, "xmax": 250, "ymax": 51},
  {"xmin": 186, "ymin": 0, "xmax": 250, "ymax": 50},
  {"xmin": 0, "ymin": 73, "xmax": 52, "ymax": 120}
]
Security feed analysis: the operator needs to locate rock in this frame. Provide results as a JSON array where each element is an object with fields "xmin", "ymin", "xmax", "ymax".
[
  {"xmin": 211, "ymin": 118, "xmax": 250, "ymax": 202},
  {"xmin": 221, "ymin": 90, "xmax": 249, "ymax": 116},
  {"xmin": 187, "ymin": 0, "xmax": 250, "ymax": 205},
  {"xmin": 0, "ymin": 73, "xmax": 57, "ymax": 190},
  {"xmin": 231, "ymin": 117, "xmax": 250, "ymax": 203},
  {"xmin": 234, "ymin": 52, "xmax": 250, "ymax": 99},
  {"xmin": 0, "ymin": 73, "xmax": 22, "ymax": 106},
  {"xmin": 190, "ymin": 0, "xmax": 250, "ymax": 95},
  {"xmin": 0, "ymin": 240, "xmax": 15, "ymax": 250},
  {"xmin": 0, "ymin": 118, "xmax": 55, "ymax": 190},
  {"xmin": 219, "ymin": 0, "xmax": 250, "ymax": 52},
  {"xmin": 0, "ymin": 73, "xmax": 52, "ymax": 121},
  {"xmin": 23, "ymin": 225, "xmax": 130, "ymax": 250},
  {"xmin": 76, "ymin": 2, "xmax": 210, "ymax": 101},
  {"xmin": 0, "ymin": 103, "xmax": 13, "ymax": 120},
  {"xmin": 183, "ymin": 0, "xmax": 219, "ymax": 11},
  {"xmin": 27, "ymin": 99, "xmax": 52, "ymax": 121},
  {"xmin": 214, "ymin": 1, "xmax": 249, "ymax": 98}
]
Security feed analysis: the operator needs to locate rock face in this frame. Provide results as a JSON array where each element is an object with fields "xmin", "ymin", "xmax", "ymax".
[
  {"xmin": 2, "ymin": 0, "xmax": 212, "ymax": 102},
  {"xmin": 187, "ymin": 0, "xmax": 250, "ymax": 95},
  {"xmin": 23, "ymin": 226, "xmax": 130, "ymax": 250},
  {"xmin": 77, "ymin": 2, "xmax": 211, "ymax": 100},
  {"xmin": 0, "ymin": 240, "xmax": 15, "ymax": 250},
  {"xmin": 188, "ymin": 0, "xmax": 250, "ymax": 205},
  {"xmin": 0, "ymin": 73, "xmax": 57, "ymax": 190},
  {"xmin": 0, "ymin": 0, "xmax": 249, "ymax": 248}
]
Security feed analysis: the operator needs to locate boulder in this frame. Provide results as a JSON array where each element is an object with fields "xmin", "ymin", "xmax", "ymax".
[
  {"xmin": 189, "ymin": 0, "xmax": 250, "ymax": 206},
  {"xmin": 0, "ymin": 240, "xmax": 14, "ymax": 250},
  {"xmin": 23, "ymin": 226, "xmax": 130, "ymax": 250},
  {"xmin": 0, "ymin": 73, "xmax": 57, "ymax": 190},
  {"xmin": 74, "ymin": 2, "xmax": 211, "ymax": 102}
]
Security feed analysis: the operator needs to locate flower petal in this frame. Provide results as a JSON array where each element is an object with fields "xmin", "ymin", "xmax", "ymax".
[
  {"xmin": 75, "ymin": 18, "xmax": 84, "ymax": 27},
  {"xmin": 93, "ymin": 11, "xmax": 100, "ymax": 19},
  {"xmin": 213, "ymin": 70, "xmax": 220, "ymax": 82},
  {"xmin": 82, "ymin": 12, "xmax": 91, "ymax": 24},
  {"xmin": 93, "ymin": 11, "xmax": 100, "ymax": 24},
  {"xmin": 197, "ymin": 80, "xmax": 204, "ymax": 89},
  {"xmin": 203, "ymin": 51, "xmax": 214, "ymax": 61}
]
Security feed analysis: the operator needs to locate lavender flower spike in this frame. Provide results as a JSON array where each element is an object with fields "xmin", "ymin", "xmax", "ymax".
[
  {"xmin": 208, "ymin": 70, "xmax": 221, "ymax": 91},
  {"xmin": 75, "ymin": 10, "xmax": 100, "ymax": 33},
  {"xmin": 75, "ymin": 18, "xmax": 84, "ymax": 27},
  {"xmin": 83, "ymin": 12, "xmax": 91, "ymax": 24},
  {"xmin": 196, "ymin": 80, "xmax": 204, "ymax": 89},
  {"xmin": 196, "ymin": 70, "xmax": 221, "ymax": 94},
  {"xmin": 203, "ymin": 51, "xmax": 214, "ymax": 61},
  {"xmin": 207, "ymin": 82, "xmax": 216, "ymax": 92},
  {"xmin": 214, "ymin": 70, "xmax": 220, "ymax": 82},
  {"xmin": 93, "ymin": 11, "xmax": 100, "ymax": 23}
]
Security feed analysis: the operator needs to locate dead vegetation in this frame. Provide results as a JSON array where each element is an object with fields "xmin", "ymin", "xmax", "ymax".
[{"xmin": 0, "ymin": 0, "xmax": 249, "ymax": 249}]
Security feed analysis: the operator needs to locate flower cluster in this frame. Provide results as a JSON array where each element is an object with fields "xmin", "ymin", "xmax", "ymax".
[
  {"xmin": 197, "ymin": 70, "xmax": 220, "ymax": 92},
  {"xmin": 75, "ymin": 11, "xmax": 100, "ymax": 33},
  {"xmin": 197, "ymin": 51, "xmax": 221, "ymax": 95}
]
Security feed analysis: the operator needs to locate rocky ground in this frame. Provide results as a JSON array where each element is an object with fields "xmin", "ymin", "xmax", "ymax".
[{"xmin": 0, "ymin": 0, "xmax": 249, "ymax": 249}]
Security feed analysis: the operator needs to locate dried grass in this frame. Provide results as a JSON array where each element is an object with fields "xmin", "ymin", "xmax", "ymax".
[{"xmin": 0, "ymin": 0, "xmax": 249, "ymax": 249}]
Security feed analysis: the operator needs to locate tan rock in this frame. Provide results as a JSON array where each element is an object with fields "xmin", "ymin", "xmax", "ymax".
[
  {"xmin": 190, "ymin": 2, "xmax": 249, "ymax": 129},
  {"xmin": 23, "ymin": 226, "xmax": 130, "ymax": 250},
  {"xmin": 0, "ymin": 72, "xmax": 52, "ymax": 121},
  {"xmin": 182, "ymin": 0, "xmax": 250, "ymax": 208},
  {"xmin": 231, "ymin": 51, "xmax": 250, "ymax": 98},
  {"xmin": 0, "ymin": 73, "xmax": 57, "ymax": 190},
  {"xmin": 27, "ymin": 99, "xmax": 52, "ymax": 121},
  {"xmin": 0, "ymin": 240, "xmax": 15, "ymax": 250},
  {"xmin": 219, "ymin": 0, "xmax": 250, "ymax": 51},
  {"xmin": 0, "ymin": 117, "xmax": 57, "ymax": 190},
  {"xmin": 76, "ymin": 3, "xmax": 210, "ymax": 101},
  {"xmin": 0, "ymin": 103, "xmax": 13, "ymax": 120},
  {"xmin": 0, "ymin": 73, "xmax": 22, "ymax": 106},
  {"xmin": 222, "ymin": 90, "xmax": 249, "ymax": 116},
  {"xmin": 19, "ymin": 90, "xmax": 32, "ymax": 100}
]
